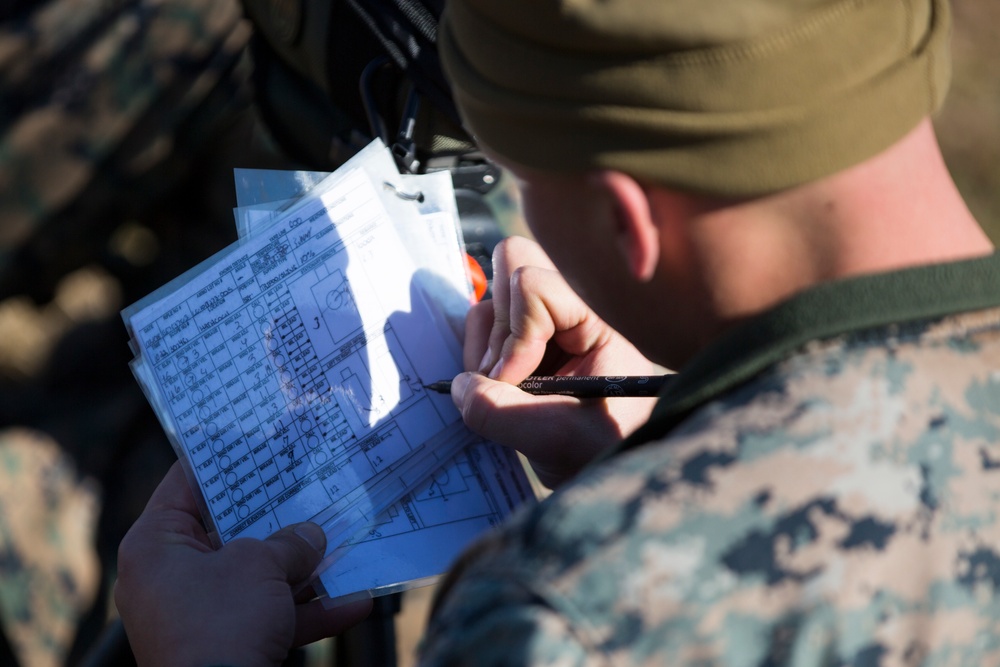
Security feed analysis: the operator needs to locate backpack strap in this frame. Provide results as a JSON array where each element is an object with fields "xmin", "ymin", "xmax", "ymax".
[{"xmin": 243, "ymin": 0, "xmax": 485, "ymax": 175}]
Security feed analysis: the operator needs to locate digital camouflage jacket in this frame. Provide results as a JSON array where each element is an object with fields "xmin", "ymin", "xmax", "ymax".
[{"xmin": 421, "ymin": 253, "xmax": 1000, "ymax": 666}]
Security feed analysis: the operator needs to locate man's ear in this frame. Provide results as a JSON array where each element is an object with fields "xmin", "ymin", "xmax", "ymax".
[{"xmin": 588, "ymin": 170, "xmax": 660, "ymax": 282}]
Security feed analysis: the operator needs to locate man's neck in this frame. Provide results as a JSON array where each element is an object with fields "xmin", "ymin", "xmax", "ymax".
[{"xmin": 680, "ymin": 119, "xmax": 994, "ymax": 324}]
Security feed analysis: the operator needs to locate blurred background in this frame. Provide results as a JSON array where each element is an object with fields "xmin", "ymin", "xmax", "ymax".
[{"xmin": 0, "ymin": 1, "xmax": 995, "ymax": 666}]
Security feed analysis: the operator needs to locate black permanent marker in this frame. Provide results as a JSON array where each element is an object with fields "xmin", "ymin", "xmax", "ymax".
[{"xmin": 424, "ymin": 375, "xmax": 672, "ymax": 398}]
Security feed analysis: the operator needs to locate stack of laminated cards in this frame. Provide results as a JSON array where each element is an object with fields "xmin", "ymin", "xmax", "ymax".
[{"xmin": 123, "ymin": 141, "xmax": 534, "ymax": 602}]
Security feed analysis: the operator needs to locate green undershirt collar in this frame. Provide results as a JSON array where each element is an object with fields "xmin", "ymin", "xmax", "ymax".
[{"xmin": 616, "ymin": 252, "xmax": 1000, "ymax": 455}]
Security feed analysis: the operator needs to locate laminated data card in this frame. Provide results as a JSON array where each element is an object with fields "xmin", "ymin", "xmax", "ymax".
[{"xmin": 123, "ymin": 140, "xmax": 534, "ymax": 602}]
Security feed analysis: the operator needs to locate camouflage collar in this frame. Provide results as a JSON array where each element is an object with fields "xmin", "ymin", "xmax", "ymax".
[{"xmin": 616, "ymin": 251, "xmax": 1000, "ymax": 454}]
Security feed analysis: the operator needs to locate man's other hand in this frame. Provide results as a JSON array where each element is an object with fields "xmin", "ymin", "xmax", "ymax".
[{"xmin": 114, "ymin": 462, "xmax": 372, "ymax": 667}]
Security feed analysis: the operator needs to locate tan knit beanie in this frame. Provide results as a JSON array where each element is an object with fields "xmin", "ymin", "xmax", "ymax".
[{"xmin": 439, "ymin": 0, "xmax": 952, "ymax": 196}]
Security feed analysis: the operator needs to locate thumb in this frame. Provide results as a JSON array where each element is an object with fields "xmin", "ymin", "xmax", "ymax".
[
  {"xmin": 450, "ymin": 371, "xmax": 584, "ymax": 459},
  {"xmin": 264, "ymin": 522, "xmax": 327, "ymax": 585}
]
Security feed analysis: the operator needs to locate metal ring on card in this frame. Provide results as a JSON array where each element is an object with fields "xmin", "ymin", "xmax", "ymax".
[{"xmin": 383, "ymin": 181, "xmax": 424, "ymax": 203}]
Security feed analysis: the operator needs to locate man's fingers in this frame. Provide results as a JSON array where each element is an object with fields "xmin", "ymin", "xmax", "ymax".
[
  {"xmin": 493, "ymin": 265, "xmax": 598, "ymax": 382},
  {"xmin": 145, "ymin": 460, "xmax": 202, "ymax": 517},
  {"xmin": 293, "ymin": 597, "xmax": 374, "ymax": 647},
  {"xmin": 452, "ymin": 372, "xmax": 597, "ymax": 480},
  {"xmin": 121, "ymin": 461, "xmax": 213, "ymax": 557},
  {"xmin": 464, "ymin": 300, "xmax": 494, "ymax": 372},
  {"xmin": 263, "ymin": 522, "xmax": 327, "ymax": 586},
  {"xmin": 452, "ymin": 371, "xmax": 657, "ymax": 487},
  {"xmin": 482, "ymin": 236, "xmax": 559, "ymax": 374}
]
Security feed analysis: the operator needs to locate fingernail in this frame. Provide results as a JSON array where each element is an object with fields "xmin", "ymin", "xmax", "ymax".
[
  {"xmin": 488, "ymin": 356, "xmax": 505, "ymax": 380},
  {"xmin": 294, "ymin": 523, "xmax": 326, "ymax": 554},
  {"xmin": 450, "ymin": 372, "xmax": 470, "ymax": 408},
  {"xmin": 478, "ymin": 347, "xmax": 493, "ymax": 374}
]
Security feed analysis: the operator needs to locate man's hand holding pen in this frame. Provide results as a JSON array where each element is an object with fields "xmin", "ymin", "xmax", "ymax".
[{"xmin": 450, "ymin": 236, "xmax": 659, "ymax": 489}]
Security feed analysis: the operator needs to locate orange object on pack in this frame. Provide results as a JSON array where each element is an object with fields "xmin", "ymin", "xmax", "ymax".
[{"xmin": 466, "ymin": 253, "xmax": 488, "ymax": 302}]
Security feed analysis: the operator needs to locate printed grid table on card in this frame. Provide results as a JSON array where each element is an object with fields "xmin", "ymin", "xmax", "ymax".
[
  {"xmin": 128, "ymin": 167, "xmax": 466, "ymax": 545},
  {"xmin": 126, "ymin": 143, "xmax": 537, "ymax": 601}
]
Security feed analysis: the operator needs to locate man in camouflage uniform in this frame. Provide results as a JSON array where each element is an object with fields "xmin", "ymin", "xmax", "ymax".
[
  {"xmin": 113, "ymin": 0, "xmax": 1000, "ymax": 664},
  {"xmin": 416, "ymin": 0, "xmax": 1000, "ymax": 663}
]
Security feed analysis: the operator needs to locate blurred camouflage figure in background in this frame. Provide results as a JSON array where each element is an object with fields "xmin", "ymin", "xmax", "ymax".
[
  {"xmin": 0, "ymin": 1, "xmax": 279, "ymax": 665},
  {"xmin": 0, "ymin": 429, "xmax": 100, "ymax": 667},
  {"xmin": 0, "ymin": 0, "xmax": 255, "ymax": 302}
]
